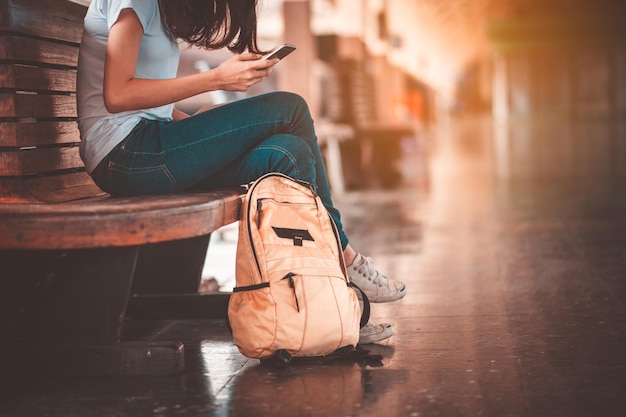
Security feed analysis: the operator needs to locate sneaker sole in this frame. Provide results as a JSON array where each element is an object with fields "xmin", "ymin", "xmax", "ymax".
[{"xmin": 359, "ymin": 323, "xmax": 395, "ymax": 344}]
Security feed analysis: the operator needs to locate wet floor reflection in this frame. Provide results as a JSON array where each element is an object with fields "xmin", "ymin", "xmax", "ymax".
[
  {"xmin": 225, "ymin": 344, "xmax": 408, "ymax": 417},
  {"xmin": 230, "ymin": 363, "xmax": 367, "ymax": 416}
]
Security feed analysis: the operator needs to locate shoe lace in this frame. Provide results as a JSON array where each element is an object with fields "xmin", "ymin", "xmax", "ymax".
[{"xmin": 358, "ymin": 256, "xmax": 388, "ymax": 286}]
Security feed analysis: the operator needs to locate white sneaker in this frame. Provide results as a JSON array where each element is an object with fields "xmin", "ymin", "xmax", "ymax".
[
  {"xmin": 347, "ymin": 254, "xmax": 406, "ymax": 303},
  {"xmin": 359, "ymin": 322, "xmax": 394, "ymax": 344}
]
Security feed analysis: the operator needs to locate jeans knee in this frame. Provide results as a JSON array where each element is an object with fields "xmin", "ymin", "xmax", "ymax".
[
  {"xmin": 270, "ymin": 91, "xmax": 307, "ymax": 108},
  {"xmin": 265, "ymin": 91, "xmax": 312, "ymax": 123},
  {"xmin": 259, "ymin": 136, "xmax": 315, "ymax": 181}
]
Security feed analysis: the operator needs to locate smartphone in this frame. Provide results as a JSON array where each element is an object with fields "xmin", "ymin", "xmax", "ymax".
[{"xmin": 262, "ymin": 44, "xmax": 296, "ymax": 61}]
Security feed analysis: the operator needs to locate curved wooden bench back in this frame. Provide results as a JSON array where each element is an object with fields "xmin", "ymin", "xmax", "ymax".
[{"xmin": 0, "ymin": 0, "xmax": 103, "ymax": 203}]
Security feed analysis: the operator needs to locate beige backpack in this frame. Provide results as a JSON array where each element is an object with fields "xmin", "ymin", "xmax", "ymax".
[{"xmin": 228, "ymin": 173, "xmax": 366, "ymax": 363}]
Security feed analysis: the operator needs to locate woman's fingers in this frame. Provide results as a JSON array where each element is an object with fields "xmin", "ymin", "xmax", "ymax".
[{"xmin": 215, "ymin": 53, "xmax": 279, "ymax": 91}]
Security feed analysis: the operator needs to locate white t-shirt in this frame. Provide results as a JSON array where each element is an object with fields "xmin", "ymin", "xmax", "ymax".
[{"xmin": 77, "ymin": 0, "xmax": 180, "ymax": 173}]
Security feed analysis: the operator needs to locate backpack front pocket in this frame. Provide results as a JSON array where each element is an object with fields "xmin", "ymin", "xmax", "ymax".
[
  {"xmin": 228, "ymin": 284, "xmax": 277, "ymax": 359},
  {"xmin": 272, "ymin": 273, "xmax": 360, "ymax": 357}
]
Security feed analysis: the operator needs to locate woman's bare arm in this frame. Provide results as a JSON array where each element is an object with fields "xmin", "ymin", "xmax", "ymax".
[{"xmin": 103, "ymin": 8, "xmax": 277, "ymax": 114}]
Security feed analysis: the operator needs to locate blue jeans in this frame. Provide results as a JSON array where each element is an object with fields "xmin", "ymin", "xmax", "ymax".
[{"xmin": 91, "ymin": 91, "xmax": 349, "ymax": 249}]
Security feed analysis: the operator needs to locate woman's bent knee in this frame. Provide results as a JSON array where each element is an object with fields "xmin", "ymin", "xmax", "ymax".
[{"xmin": 253, "ymin": 135, "xmax": 315, "ymax": 181}]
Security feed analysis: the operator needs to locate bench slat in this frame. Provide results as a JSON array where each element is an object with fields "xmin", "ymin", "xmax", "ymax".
[
  {"xmin": 0, "ymin": 190, "xmax": 244, "ymax": 249},
  {"xmin": 0, "ymin": 64, "xmax": 77, "ymax": 92},
  {"xmin": 0, "ymin": 93, "xmax": 76, "ymax": 118},
  {"xmin": 0, "ymin": 35, "xmax": 80, "ymax": 67},
  {"xmin": 0, "ymin": 121, "xmax": 79, "ymax": 147},
  {"xmin": 1, "ymin": 0, "xmax": 85, "ymax": 44},
  {"xmin": 0, "ymin": 171, "xmax": 104, "ymax": 203},
  {"xmin": 0, "ymin": 146, "xmax": 83, "ymax": 176}
]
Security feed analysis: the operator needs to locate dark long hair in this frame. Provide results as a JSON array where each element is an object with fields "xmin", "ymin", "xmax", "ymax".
[{"xmin": 158, "ymin": 0, "xmax": 263, "ymax": 54}]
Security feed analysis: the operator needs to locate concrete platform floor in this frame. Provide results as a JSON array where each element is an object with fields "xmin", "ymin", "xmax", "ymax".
[{"xmin": 2, "ymin": 116, "xmax": 625, "ymax": 417}]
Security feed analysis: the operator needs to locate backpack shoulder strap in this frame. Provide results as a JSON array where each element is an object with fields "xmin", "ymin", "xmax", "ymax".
[{"xmin": 349, "ymin": 283, "xmax": 371, "ymax": 328}]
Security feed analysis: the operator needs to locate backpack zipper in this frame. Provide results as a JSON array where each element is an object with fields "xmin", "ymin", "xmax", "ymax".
[
  {"xmin": 246, "ymin": 173, "xmax": 289, "ymax": 282},
  {"xmin": 257, "ymin": 199, "xmax": 263, "ymax": 229}
]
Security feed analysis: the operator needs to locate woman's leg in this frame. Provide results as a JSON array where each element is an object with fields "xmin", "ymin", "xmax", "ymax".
[{"xmin": 193, "ymin": 133, "xmax": 317, "ymax": 190}]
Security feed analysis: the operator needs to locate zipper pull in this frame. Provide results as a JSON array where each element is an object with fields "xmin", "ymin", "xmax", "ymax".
[
  {"xmin": 282, "ymin": 272, "xmax": 300, "ymax": 312},
  {"xmin": 256, "ymin": 199, "xmax": 263, "ymax": 228}
]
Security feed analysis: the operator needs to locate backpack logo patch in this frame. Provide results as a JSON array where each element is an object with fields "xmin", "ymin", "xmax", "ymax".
[{"xmin": 272, "ymin": 226, "xmax": 314, "ymax": 246}]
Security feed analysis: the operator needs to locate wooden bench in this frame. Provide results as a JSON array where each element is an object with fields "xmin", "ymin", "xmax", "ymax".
[
  {"xmin": 331, "ymin": 58, "xmax": 415, "ymax": 188},
  {"xmin": 0, "ymin": 0, "xmax": 243, "ymax": 376}
]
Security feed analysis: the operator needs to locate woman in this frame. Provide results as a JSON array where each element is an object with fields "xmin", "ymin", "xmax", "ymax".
[{"xmin": 76, "ymin": 0, "xmax": 406, "ymax": 344}]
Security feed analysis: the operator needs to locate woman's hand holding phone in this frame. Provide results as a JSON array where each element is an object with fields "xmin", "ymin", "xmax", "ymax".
[
  {"xmin": 210, "ymin": 45, "xmax": 295, "ymax": 92},
  {"xmin": 213, "ymin": 53, "xmax": 274, "ymax": 92}
]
